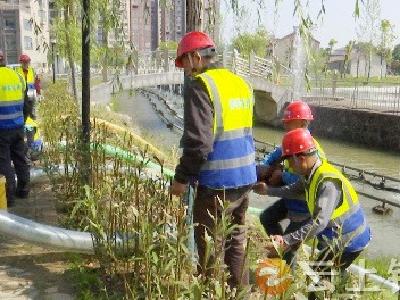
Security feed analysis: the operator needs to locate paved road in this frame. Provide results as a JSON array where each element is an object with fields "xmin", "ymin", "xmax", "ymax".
[{"xmin": 0, "ymin": 176, "xmax": 75, "ymax": 299}]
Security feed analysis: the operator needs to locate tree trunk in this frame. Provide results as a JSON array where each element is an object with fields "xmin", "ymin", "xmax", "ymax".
[
  {"xmin": 380, "ymin": 52, "xmax": 384, "ymax": 79},
  {"xmin": 101, "ymin": 16, "xmax": 109, "ymax": 82},
  {"xmin": 186, "ymin": 0, "xmax": 203, "ymax": 32},
  {"xmin": 367, "ymin": 50, "xmax": 371, "ymax": 82},
  {"xmin": 356, "ymin": 53, "xmax": 360, "ymax": 79},
  {"xmin": 340, "ymin": 61, "xmax": 344, "ymax": 78},
  {"xmin": 64, "ymin": 3, "xmax": 78, "ymax": 100}
]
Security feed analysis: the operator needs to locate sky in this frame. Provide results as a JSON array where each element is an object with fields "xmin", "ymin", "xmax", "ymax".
[{"xmin": 220, "ymin": 0, "xmax": 400, "ymax": 49}]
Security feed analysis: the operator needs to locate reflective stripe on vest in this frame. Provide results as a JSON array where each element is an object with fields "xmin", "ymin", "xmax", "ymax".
[
  {"xmin": 196, "ymin": 69, "xmax": 257, "ymax": 189},
  {"xmin": 306, "ymin": 161, "xmax": 370, "ymax": 251},
  {"xmin": 0, "ymin": 67, "xmax": 25, "ymax": 129},
  {"xmin": 16, "ymin": 66, "xmax": 35, "ymax": 90}
]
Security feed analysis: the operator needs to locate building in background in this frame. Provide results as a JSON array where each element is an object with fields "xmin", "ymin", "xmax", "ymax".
[
  {"xmin": 133, "ymin": 0, "xmax": 219, "ymax": 52},
  {"xmin": 131, "ymin": 0, "xmax": 152, "ymax": 52},
  {"xmin": 150, "ymin": 0, "xmax": 159, "ymax": 50},
  {"xmin": 110, "ymin": 0, "xmax": 130, "ymax": 47},
  {"xmin": 155, "ymin": 0, "xmax": 185, "ymax": 50},
  {"xmin": 167, "ymin": 0, "xmax": 185, "ymax": 43},
  {"xmin": 328, "ymin": 47, "xmax": 386, "ymax": 77},
  {"xmin": 0, "ymin": 0, "xmax": 49, "ymax": 71},
  {"xmin": 203, "ymin": 0, "xmax": 219, "ymax": 44},
  {"xmin": 267, "ymin": 27, "xmax": 320, "ymax": 68}
]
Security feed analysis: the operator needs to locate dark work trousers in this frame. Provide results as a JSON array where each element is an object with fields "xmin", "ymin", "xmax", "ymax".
[
  {"xmin": 0, "ymin": 128, "xmax": 30, "ymax": 204},
  {"xmin": 308, "ymin": 248, "xmax": 362, "ymax": 300},
  {"xmin": 193, "ymin": 185, "xmax": 252, "ymax": 289},
  {"xmin": 259, "ymin": 198, "xmax": 310, "ymax": 266},
  {"xmin": 23, "ymin": 96, "xmax": 35, "ymax": 121}
]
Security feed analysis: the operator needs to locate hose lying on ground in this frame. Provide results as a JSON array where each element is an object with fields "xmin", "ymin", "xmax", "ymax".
[{"xmin": 0, "ymin": 142, "xmax": 397, "ymax": 293}]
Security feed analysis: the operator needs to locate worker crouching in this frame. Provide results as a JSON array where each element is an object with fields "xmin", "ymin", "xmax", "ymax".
[{"xmin": 254, "ymin": 129, "xmax": 371, "ymax": 298}]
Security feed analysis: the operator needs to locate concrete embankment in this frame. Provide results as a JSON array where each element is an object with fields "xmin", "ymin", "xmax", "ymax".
[{"xmin": 256, "ymin": 102, "xmax": 400, "ymax": 151}]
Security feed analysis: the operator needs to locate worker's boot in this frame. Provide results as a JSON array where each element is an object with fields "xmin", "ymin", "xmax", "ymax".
[
  {"xmin": 7, "ymin": 197, "xmax": 15, "ymax": 208},
  {"xmin": 16, "ymin": 183, "xmax": 29, "ymax": 199},
  {"xmin": 16, "ymin": 189, "xmax": 29, "ymax": 199}
]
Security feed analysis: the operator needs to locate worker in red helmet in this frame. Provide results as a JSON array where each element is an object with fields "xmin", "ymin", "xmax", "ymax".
[
  {"xmin": 16, "ymin": 54, "xmax": 39, "ymax": 121},
  {"xmin": 256, "ymin": 100, "xmax": 326, "ymax": 267},
  {"xmin": 0, "ymin": 50, "xmax": 30, "ymax": 206},
  {"xmin": 170, "ymin": 31, "xmax": 257, "ymax": 289},
  {"xmin": 255, "ymin": 129, "xmax": 371, "ymax": 299}
]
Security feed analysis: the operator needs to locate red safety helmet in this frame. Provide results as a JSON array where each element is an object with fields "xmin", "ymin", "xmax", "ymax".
[
  {"xmin": 175, "ymin": 31, "xmax": 215, "ymax": 68},
  {"xmin": 282, "ymin": 100, "xmax": 314, "ymax": 122},
  {"xmin": 281, "ymin": 128, "xmax": 316, "ymax": 157},
  {"xmin": 19, "ymin": 54, "xmax": 31, "ymax": 63}
]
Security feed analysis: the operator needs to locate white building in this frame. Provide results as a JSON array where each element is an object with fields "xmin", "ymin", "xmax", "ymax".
[
  {"xmin": 328, "ymin": 47, "xmax": 386, "ymax": 77},
  {"xmin": 267, "ymin": 27, "xmax": 320, "ymax": 67},
  {"xmin": 0, "ymin": 0, "xmax": 49, "ymax": 71}
]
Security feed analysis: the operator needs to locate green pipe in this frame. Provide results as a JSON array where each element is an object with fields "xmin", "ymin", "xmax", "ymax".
[
  {"xmin": 94, "ymin": 143, "xmax": 175, "ymax": 177},
  {"xmin": 57, "ymin": 141, "xmax": 175, "ymax": 178},
  {"xmin": 59, "ymin": 141, "xmax": 260, "ymax": 211},
  {"xmin": 93, "ymin": 143, "xmax": 263, "ymax": 213}
]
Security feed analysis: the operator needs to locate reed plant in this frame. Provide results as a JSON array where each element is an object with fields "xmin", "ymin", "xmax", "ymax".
[
  {"xmin": 38, "ymin": 83, "xmax": 246, "ymax": 299},
  {"xmin": 37, "ymin": 83, "xmax": 398, "ymax": 299}
]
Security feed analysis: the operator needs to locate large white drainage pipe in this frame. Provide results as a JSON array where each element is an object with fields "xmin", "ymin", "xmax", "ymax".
[
  {"xmin": 0, "ymin": 210, "xmax": 94, "ymax": 253},
  {"xmin": 1, "ymin": 206, "xmax": 398, "ymax": 293},
  {"xmin": 0, "ymin": 150, "xmax": 397, "ymax": 293}
]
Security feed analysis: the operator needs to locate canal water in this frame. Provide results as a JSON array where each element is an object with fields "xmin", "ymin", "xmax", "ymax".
[{"xmin": 115, "ymin": 90, "xmax": 400, "ymax": 258}]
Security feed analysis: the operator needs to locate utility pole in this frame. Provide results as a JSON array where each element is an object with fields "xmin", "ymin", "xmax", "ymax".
[{"xmin": 82, "ymin": 0, "xmax": 91, "ymax": 185}]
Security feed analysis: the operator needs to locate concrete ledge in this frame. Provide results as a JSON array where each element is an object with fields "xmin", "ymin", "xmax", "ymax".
[{"xmin": 308, "ymin": 105, "xmax": 400, "ymax": 150}]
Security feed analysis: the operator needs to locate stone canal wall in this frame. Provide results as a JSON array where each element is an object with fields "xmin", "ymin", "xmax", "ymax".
[
  {"xmin": 309, "ymin": 105, "xmax": 400, "ymax": 151},
  {"xmin": 257, "ymin": 103, "xmax": 400, "ymax": 151}
]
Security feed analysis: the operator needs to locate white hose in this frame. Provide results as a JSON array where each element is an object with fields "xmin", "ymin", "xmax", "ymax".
[
  {"xmin": 2, "ymin": 168, "xmax": 395, "ymax": 293},
  {"xmin": 347, "ymin": 264, "xmax": 400, "ymax": 294},
  {"xmin": 0, "ymin": 211, "xmax": 94, "ymax": 253}
]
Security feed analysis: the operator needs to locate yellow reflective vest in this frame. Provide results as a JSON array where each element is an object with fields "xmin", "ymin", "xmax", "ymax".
[
  {"xmin": 16, "ymin": 66, "xmax": 35, "ymax": 91},
  {"xmin": 195, "ymin": 68, "xmax": 257, "ymax": 188},
  {"xmin": 305, "ymin": 160, "xmax": 371, "ymax": 251},
  {"xmin": 0, "ymin": 67, "xmax": 25, "ymax": 129}
]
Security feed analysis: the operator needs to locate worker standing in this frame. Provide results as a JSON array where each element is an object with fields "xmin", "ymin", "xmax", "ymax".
[
  {"xmin": 16, "ymin": 54, "xmax": 39, "ymax": 121},
  {"xmin": 169, "ymin": 32, "xmax": 257, "ymax": 289},
  {"xmin": 254, "ymin": 129, "xmax": 371, "ymax": 299},
  {"xmin": 257, "ymin": 100, "xmax": 325, "ymax": 266},
  {"xmin": 0, "ymin": 50, "xmax": 30, "ymax": 206}
]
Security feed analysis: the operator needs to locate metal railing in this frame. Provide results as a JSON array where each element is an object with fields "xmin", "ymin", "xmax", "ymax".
[
  {"xmin": 136, "ymin": 49, "xmax": 276, "ymax": 80},
  {"xmin": 111, "ymin": 49, "xmax": 400, "ymax": 116},
  {"xmin": 302, "ymin": 79, "xmax": 400, "ymax": 114}
]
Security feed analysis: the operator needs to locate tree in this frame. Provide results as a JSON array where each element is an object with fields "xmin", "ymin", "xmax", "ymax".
[
  {"xmin": 231, "ymin": 27, "xmax": 268, "ymax": 58},
  {"xmin": 328, "ymin": 39, "xmax": 337, "ymax": 52},
  {"xmin": 392, "ymin": 44, "xmax": 400, "ymax": 75},
  {"xmin": 309, "ymin": 48, "xmax": 328, "ymax": 82},
  {"xmin": 185, "ymin": 0, "xmax": 220, "ymax": 43},
  {"xmin": 377, "ymin": 19, "xmax": 396, "ymax": 78},
  {"xmin": 393, "ymin": 44, "xmax": 400, "ymax": 61},
  {"xmin": 158, "ymin": 41, "xmax": 178, "ymax": 51},
  {"xmin": 54, "ymin": 0, "xmax": 80, "ymax": 100},
  {"xmin": 95, "ymin": 0, "xmax": 127, "ymax": 82},
  {"xmin": 342, "ymin": 41, "xmax": 354, "ymax": 78},
  {"xmin": 356, "ymin": 0, "xmax": 381, "ymax": 82},
  {"xmin": 322, "ymin": 39, "xmax": 337, "ymax": 78}
]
